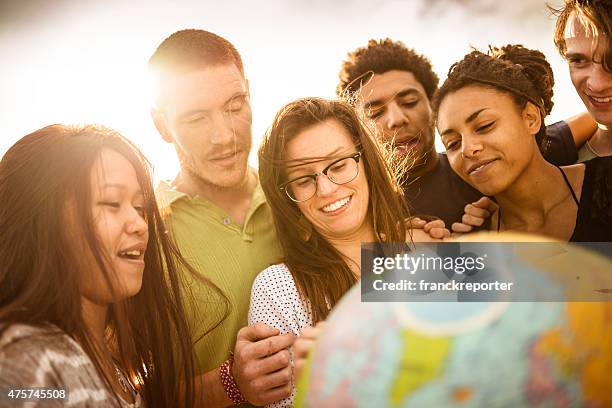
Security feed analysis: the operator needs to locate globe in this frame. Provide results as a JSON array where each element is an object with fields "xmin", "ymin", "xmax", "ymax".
[{"xmin": 296, "ymin": 238, "xmax": 612, "ymax": 407}]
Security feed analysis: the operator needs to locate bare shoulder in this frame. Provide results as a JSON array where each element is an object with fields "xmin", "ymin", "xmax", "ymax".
[{"xmin": 560, "ymin": 163, "xmax": 586, "ymax": 200}]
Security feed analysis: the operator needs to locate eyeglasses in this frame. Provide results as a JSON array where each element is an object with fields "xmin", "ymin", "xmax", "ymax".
[{"xmin": 280, "ymin": 152, "xmax": 362, "ymax": 202}]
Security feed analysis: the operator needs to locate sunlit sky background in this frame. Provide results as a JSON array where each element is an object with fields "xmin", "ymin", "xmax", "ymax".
[{"xmin": 0, "ymin": 0, "xmax": 583, "ymax": 182}]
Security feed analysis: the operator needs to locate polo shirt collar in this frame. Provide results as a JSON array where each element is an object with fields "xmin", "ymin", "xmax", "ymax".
[{"xmin": 155, "ymin": 169, "xmax": 269, "ymax": 241}]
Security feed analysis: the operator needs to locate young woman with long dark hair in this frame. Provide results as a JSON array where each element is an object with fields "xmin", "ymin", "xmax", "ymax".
[{"xmin": 0, "ymin": 124, "xmax": 227, "ymax": 407}]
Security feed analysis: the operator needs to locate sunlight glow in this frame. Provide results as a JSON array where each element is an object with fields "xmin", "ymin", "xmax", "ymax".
[{"xmin": 0, "ymin": 0, "xmax": 583, "ymax": 183}]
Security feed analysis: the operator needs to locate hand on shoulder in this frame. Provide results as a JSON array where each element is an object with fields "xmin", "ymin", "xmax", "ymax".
[
  {"xmin": 406, "ymin": 217, "xmax": 450, "ymax": 241},
  {"xmin": 451, "ymin": 196, "xmax": 497, "ymax": 234}
]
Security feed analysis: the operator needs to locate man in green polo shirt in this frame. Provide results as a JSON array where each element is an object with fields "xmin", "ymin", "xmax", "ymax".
[{"xmin": 149, "ymin": 29, "xmax": 292, "ymax": 407}]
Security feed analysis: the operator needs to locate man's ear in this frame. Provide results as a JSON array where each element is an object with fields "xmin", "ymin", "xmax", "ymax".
[
  {"xmin": 150, "ymin": 107, "xmax": 174, "ymax": 143},
  {"xmin": 523, "ymin": 102, "xmax": 542, "ymax": 136}
]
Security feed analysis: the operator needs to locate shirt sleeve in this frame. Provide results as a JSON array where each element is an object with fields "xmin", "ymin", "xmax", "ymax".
[
  {"xmin": 542, "ymin": 120, "xmax": 578, "ymax": 166},
  {"xmin": 248, "ymin": 265, "xmax": 302, "ymax": 335},
  {"xmin": 0, "ymin": 337, "xmax": 66, "ymax": 407},
  {"xmin": 248, "ymin": 265, "xmax": 307, "ymax": 408}
]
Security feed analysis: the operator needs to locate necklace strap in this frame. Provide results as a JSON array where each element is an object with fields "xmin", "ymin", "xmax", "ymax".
[
  {"xmin": 496, "ymin": 166, "xmax": 579, "ymax": 234},
  {"xmin": 113, "ymin": 361, "xmax": 137, "ymax": 397}
]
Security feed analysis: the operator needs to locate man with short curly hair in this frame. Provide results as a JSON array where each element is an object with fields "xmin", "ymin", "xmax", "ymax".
[{"xmin": 337, "ymin": 39, "xmax": 483, "ymax": 227}]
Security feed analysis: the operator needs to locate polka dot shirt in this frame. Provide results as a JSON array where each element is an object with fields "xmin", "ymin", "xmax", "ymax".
[{"xmin": 248, "ymin": 263, "xmax": 313, "ymax": 408}]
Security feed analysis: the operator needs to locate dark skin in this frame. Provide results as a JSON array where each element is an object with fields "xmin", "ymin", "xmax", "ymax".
[
  {"xmin": 438, "ymin": 87, "xmax": 587, "ymax": 240},
  {"xmin": 358, "ymin": 70, "xmax": 439, "ymax": 179}
]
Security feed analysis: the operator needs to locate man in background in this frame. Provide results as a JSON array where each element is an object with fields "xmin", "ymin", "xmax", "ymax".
[{"xmin": 553, "ymin": 0, "xmax": 612, "ymax": 160}]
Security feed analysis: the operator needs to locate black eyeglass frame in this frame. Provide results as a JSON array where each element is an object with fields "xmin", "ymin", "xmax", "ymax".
[{"xmin": 279, "ymin": 152, "xmax": 362, "ymax": 203}]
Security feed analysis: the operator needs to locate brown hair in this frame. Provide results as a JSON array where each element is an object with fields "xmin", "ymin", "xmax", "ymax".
[
  {"xmin": 337, "ymin": 38, "xmax": 439, "ymax": 100},
  {"xmin": 259, "ymin": 98, "xmax": 409, "ymax": 322},
  {"xmin": 149, "ymin": 29, "xmax": 245, "ymax": 106},
  {"xmin": 432, "ymin": 44, "xmax": 555, "ymax": 144},
  {"xmin": 0, "ymin": 124, "xmax": 228, "ymax": 407},
  {"xmin": 551, "ymin": 0, "xmax": 612, "ymax": 73}
]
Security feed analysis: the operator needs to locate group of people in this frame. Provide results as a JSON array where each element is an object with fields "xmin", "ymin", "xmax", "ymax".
[{"xmin": 1, "ymin": 0, "xmax": 611, "ymax": 407}]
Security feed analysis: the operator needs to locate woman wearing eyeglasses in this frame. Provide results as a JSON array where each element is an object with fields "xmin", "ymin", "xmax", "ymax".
[{"xmin": 248, "ymin": 97, "xmax": 446, "ymax": 407}]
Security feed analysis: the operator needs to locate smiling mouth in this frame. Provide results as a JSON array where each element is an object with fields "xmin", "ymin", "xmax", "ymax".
[
  {"xmin": 468, "ymin": 159, "xmax": 497, "ymax": 175},
  {"xmin": 117, "ymin": 249, "xmax": 144, "ymax": 262},
  {"xmin": 321, "ymin": 195, "xmax": 352, "ymax": 213},
  {"xmin": 587, "ymin": 94, "xmax": 612, "ymax": 106}
]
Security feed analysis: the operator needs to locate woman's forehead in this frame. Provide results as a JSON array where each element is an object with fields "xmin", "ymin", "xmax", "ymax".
[
  {"xmin": 285, "ymin": 118, "xmax": 356, "ymax": 161},
  {"xmin": 90, "ymin": 148, "xmax": 142, "ymax": 193}
]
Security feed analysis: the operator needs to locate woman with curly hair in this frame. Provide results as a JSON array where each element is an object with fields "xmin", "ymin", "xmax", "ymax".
[{"xmin": 433, "ymin": 44, "xmax": 612, "ymax": 241}]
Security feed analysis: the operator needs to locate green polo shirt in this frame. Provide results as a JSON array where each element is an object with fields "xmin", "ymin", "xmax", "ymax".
[{"xmin": 156, "ymin": 172, "xmax": 283, "ymax": 373}]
